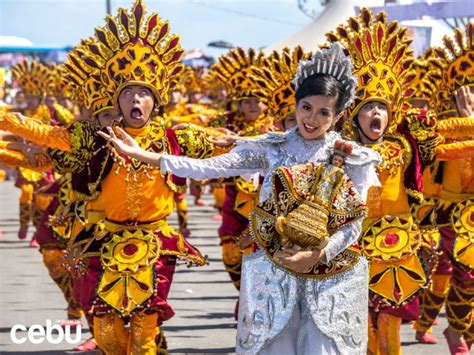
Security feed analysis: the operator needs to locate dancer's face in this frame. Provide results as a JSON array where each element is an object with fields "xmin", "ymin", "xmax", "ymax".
[
  {"xmin": 118, "ymin": 85, "xmax": 155, "ymax": 128},
  {"xmin": 410, "ymin": 98, "xmax": 429, "ymax": 111},
  {"xmin": 58, "ymin": 97, "xmax": 74, "ymax": 111},
  {"xmin": 356, "ymin": 101, "xmax": 389, "ymax": 143},
  {"xmin": 295, "ymin": 95, "xmax": 340, "ymax": 140},
  {"xmin": 282, "ymin": 113, "xmax": 297, "ymax": 130},
  {"xmin": 169, "ymin": 90, "xmax": 183, "ymax": 105},
  {"xmin": 45, "ymin": 95, "xmax": 57, "ymax": 109},
  {"xmin": 25, "ymin": 94, "xmax": 41, "ymax": 110},
  {"xmin": 96, "ymin": 108, "xmax": 122, "ymax": 128},
  {"xmin": 239, "ymin": 97, "xmax": 264, "ymax": 122}
]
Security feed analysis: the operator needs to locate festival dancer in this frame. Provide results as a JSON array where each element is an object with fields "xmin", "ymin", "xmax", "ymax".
[
  {"xmin": 163, "ymin": 66, "xmax": 220, "ymax": 233},
  {"xmin": 0, "ymin": 1, "xmax": 236, "ymax": 352},
  {"xmin": 0, "ymin": 62, "xmax": 116, "ymax": 351},
  {"xmin": 203, "ymin": 70, "xmax": 232, "ymax": 112},
  {"xmin": 100, "ymin": 42, "xmax": 380, "ymax": 355},
  {"xmin": 326, "ymin": 8, "xmax": 442, "ymax": 354},
  {"xmin": 201, "ymin": 70, "xmax": 232, "ymax": 220},
  {"xmin": 427, "ymin": 22, "xmax": 474, "ymax": 354},
  {"xmin": 47, "ymin": 63, "xmax": 81, "ymax": 121},
  {"xmin": 408, "ymin": 49, "xmax": 449, "ymax": 345},
  {"xmin": 10, "ymin": 61, "xmax": 59, "ymax": 243},
  {"xmin": 162, "ymin": 86, "xmax": 192, "ymax": 235}
]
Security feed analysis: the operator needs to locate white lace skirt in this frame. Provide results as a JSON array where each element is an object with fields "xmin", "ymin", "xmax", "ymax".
[{"xmin": 236, "ymin": 251, "xmax": 368, "ymax": 355}]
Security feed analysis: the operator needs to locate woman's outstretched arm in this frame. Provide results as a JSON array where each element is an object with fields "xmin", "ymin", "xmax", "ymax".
[{"xmin": 99, "ymin": 126, "xmax": 269, "ymax": 180}]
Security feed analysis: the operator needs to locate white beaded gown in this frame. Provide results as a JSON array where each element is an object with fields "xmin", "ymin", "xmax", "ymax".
[{"xmin": 159, "ymin": 127, "xmax": 380, "ymax": 354}]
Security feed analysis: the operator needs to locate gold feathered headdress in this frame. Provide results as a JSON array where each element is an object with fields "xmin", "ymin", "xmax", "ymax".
[
  {"xmin": 63, "ymin": 0, "xmax": 183, "ymax": 113},
  {"xmin": 431, "ymin": 22, "xmax": 474, "ymax": 117},
  {"xmin": 12, "ymin": 61, "xmax": 50, "ymax": 97},
  {"xmin": 406, "ymin": 49, "xmax": 439, "ymax": 107},
  {"xmin": 63, "ymin": 38, "xmax": 113, "ymax": 113},
  {"xmin": 212, "ymin": 47, "xmax": 264, "ymax": 100},
  {"xmin": 326, "ymin": 7, "xmax": 416, "ymax": 133},
  {"xmin": 47, "ymin": 63, "xmax": 74, "ymax": 99},
  {"xmin": 177, "ymin": 66, "xmax": 204, "ymax": 94},
  {"xmin": 249, "ymin": 46, "xmax": 311, "ymax": 122}
]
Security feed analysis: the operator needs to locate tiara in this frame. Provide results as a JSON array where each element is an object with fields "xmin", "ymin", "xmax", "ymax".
[{"xmin": 293, "ymin": 42, "xmax": 357, "ymax": 109}]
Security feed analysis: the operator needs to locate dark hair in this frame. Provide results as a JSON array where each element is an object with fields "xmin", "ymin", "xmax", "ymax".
[{"xmin": 295, "ymin": 73, "xmax": 347, "ymax": 114}]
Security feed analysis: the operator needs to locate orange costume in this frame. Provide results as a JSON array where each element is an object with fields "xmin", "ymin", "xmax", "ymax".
[
  {"xmin": 427, "ymin": 23, "xmax": 474, "ymax": 352},
  {"xmin": 327, "ymin": 9, "xmax": 441, "ymax": 354},
  {"xmin": 0, "ymin": 1, "xmax": 228, "ymax": 353},
  {"xmin": 11, "ymin": 61, "xmax": 74, "ymax": 241},
  {"xmin": 408, "ymin": 50, "xmax": 452, "ymax": 343}
]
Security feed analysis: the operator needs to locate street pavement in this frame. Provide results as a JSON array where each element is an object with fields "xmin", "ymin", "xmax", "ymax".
[{"xmin": 0, "ymin": 180, "xmax": 450, "ymax": 354}]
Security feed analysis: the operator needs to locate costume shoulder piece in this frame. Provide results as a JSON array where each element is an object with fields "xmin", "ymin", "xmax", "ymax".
[
  {"xmin": 250, "ymin": 161, "xmax": 367, "ymax": 279},
  {"xmin": 173, "ymin": 123, "xmax": 217, "ymax": 159},
  {"xmin": 49, "ymin": 121, "xmax": 113, "ymax": 200}
]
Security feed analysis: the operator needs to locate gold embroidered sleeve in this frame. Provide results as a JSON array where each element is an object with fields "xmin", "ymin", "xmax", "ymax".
[
  {"xmin": 404, "ymin": 108, "xmax": 443, "ymax": 165},
  {"xmin": 437, "ymin": 117, "xmax": 474, "ymax": 140},
  {"xmin": 47, "ymin": 121, "xmax": 98, "ymax": 173},
  {"xmin": 0, "ymin": 111, "xmax": 71, "ymax": 151},
  {"xmin": 435, "ymin": 116, "xmax": 474, "ymax": 161},
  {"xmin": 174, "ymin": 124, "xmax": 218, "ymax": 159}
]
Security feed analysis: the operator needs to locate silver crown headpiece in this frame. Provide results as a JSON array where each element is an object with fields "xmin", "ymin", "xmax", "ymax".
[{"xmin": 293, "ymin": 42, "xmax": 357, "ymax": 109}]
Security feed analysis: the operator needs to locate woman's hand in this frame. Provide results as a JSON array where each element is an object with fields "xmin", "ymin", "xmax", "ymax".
[
  {"xmin": 273, "ymin": 245, "xmax": 325, "ymax": 274},
  {"xmin": 208, "ymin": 128, "xmax": 240, "ymax": 147},
  {"xmin": 98, "ymin": 126, "xmax": 142, "ymax": 159},
  {"xmin": 98, "ymin": 126, "xmax": 163, "ymax": 166},
  {"xmin": 454, "ymin": 86, "xmax": 474, "ymax": 118}
]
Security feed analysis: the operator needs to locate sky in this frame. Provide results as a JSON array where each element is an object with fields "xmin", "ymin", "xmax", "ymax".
[{"xmin": 0, "ymin": 0, "xmax": 319, "ymax": 57}]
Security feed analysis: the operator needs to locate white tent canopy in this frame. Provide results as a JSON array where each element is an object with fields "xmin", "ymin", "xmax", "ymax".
[
  {"xmin": 0, "ymin": 36, "xmax": 33, "ymax": 48},
  {"xmin": 264, "ymin": 0, "xmax": 380, "ymax": 54},
  {"xmin": 264, "ymin": 0, "xmax": 456, "ymax": 55}
]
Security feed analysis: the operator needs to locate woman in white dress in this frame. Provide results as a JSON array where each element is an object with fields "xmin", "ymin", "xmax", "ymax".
[{"xmin": 100, "ymin": 43, "xmax": 381, "ymax": 354}]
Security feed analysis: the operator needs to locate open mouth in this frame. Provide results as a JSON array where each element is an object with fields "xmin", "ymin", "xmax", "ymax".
[
  {"xmin": 303, "ymin": 123, "xmax": 319, "ymax": 134},
  {"xmin": 370, "ymin": 117, "xmax": 382, "ymax": 133},
  {"xmin": 130, "ymin": 107, "xmax": 144, "ymax": 120}
]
